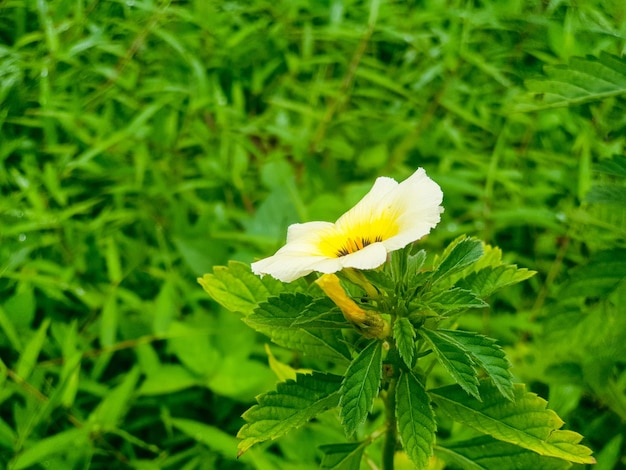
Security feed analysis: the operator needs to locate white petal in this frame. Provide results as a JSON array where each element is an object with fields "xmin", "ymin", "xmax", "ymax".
[
  {"xmin": 252, "ymin": 253, "xmax": 343, "ymax": 282},
  {"xmin": 339, "ymin": 242, "xmax": 388, "ymax": 270},
  {"xmin": 286, "ymin": 221, "xmax": 335, "ymax": 243},
  {"xmin": 380, "ymin": 168, "xmax": 444, "ymax": 250},
  {"xmin": 252, "ymin": 222, "xmax": 342, "ymax": 282},
  {"xmin": 335, "ymin": 176, "xmax": 398, "ymax": 230}
]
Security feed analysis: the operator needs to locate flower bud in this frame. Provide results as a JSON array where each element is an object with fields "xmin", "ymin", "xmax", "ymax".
[{"xmin": 315, "ymin": 274, "xmax": 390, "ymax": 339}]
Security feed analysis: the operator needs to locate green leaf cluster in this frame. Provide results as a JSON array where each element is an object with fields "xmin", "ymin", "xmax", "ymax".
[
  {"xmin": 517, "ymin": 53, "xmax": 626, "ymax": 111},
  {"xmin": 502, "ymin": 154, "xmax": 626, "ymax": 470},
  {"xmin": 200, "ymin": 238, "xmax": 595, "ymax": 469}
]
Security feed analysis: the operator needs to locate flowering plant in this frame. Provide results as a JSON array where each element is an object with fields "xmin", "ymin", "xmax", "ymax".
[
  {"xmin": 199, "ymin": 170, "xmax": 594, "ymax": 469},
  {"xmin": 250, "ymin": 168, "xmax": 444, "ymax": 282}
]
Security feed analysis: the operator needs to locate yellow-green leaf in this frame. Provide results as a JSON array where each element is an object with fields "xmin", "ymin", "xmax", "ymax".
[
  {"xmin": 238, "ymin": 372, "xmax": 342, "ymax": 455},
  {"xmin": 430, "ymin": 382, "xmax": 595, "ymax": 465}
]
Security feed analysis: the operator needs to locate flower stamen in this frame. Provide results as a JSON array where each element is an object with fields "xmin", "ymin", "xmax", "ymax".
[{"xmin": 335, "ymin": 235, "xmax": 384, "ymax": 258}]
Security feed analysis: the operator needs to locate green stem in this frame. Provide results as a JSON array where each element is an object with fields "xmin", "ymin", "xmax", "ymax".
[{"xmin": 382, "ymin": 373, "xmax": 398, "ymax": 470}]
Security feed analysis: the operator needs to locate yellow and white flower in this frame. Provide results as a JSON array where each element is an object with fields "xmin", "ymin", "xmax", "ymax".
[{"xmin": 251, "ymin": 168, "xmax": 444, "ymax": 282}]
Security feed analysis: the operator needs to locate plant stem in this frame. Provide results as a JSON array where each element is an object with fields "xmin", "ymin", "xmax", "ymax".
[{"xmin": 382, "ymin": 373, "xmax": 398, "ymax": 470}]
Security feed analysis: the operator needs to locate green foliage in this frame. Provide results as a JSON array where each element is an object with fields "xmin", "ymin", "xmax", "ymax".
[
  {"xmin": 455, "ymin": 265, "xmax": 536, "ymax": 299},
  {"xmin": 559, "ymin": 249, "xmax": 626, "ymax": 299},
  {"xmin": 509, "ymin": 155, "xmax": 626, "ymax": 468},
  {"xmin": 339, "ymin": 341, "xmax": 383, "ymax": 437},
  {"xmin": 393, "ymin": 317, "xmax": 416, "ymax": 368},
  {"xmin": 436, "ymin": 436, "xmax": 572, "ymax": 470},
  {"xmin": 431, "ymin": 382, "xmax": 595, "ymax": 465},
  {"xmin": 203, "ymin": 235, "xmax": 592, "ymax": 469},
  {"xmin": 420, "ymin": 328, "xmax": 481, "ymax": 400},
  {"xmin": 439, "ymin": 329, "xmax": 514, "ymax": 401},
  {"xmin": 432, "ymin": 237, "xmax": 484, "ymax": 284},
  {"xmin": 10, "ymin": 428, "xmax": 91, "ymax": 470},
  {"xmin": 2, "ymin": 0, "xmax": 624, "ymax": 467},
  {"xmin": 395, "ymin": 371, "xmax": 436, "ymax": 469},
  {"xmin": 198, "ymin": 261, "xmax": 301, "ymax": 316},
  {"xmin": 423, "ymin": 288, "xmax": 488, "ymax": 313},
  {"xmin": 237, "ymin": 372, "xmax": 342, "ymax": 456},
  {"xmin": 319, "ymin": 442, "xmax": 367, "ymax": 470},
  {"xmin": 245, "ymin": 293, "xmax": 352, "ymax": 363},
  {"xmin": 518, "ymin": 53, "xmax": 626, "ymax": 111}
]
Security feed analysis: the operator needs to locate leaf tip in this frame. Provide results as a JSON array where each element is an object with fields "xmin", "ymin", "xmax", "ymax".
[{"xmin": 237, "ymin": 440, "xmax": 252, "ymax": 458}]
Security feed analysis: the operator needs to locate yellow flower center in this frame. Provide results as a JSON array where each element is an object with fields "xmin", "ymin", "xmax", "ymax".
[
  {"xmin": 335, "ymin": 236, "xmax": 382, "ymax": 257},
  {"xmin": 317, "ymin": 212, "xmax": 399, "ymax": 258}
]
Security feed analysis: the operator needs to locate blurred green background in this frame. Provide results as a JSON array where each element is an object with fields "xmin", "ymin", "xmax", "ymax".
[{"xmin": 1, "ymin": 0, "xmax": 625, "ymax": 468}]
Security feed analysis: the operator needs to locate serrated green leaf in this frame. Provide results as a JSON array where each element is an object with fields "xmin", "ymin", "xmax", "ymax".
[
  {"xmin": 339, "ymin": 341, "xmax": 383, "ymax": 436},
  {"xmin": 396, "ymin": 370, "xmax": 436, "ymax": 468},
  {"xmin": 518, "ymin": 53, "xmax": 626, "ymax": 111},
  {"xmin": 245, "ymin": 293, "xmax": 351, "ymax": 362},
  {"xmin": 265, "ymin": 325, "xmax": 351, "ymax": 364},
  {"xmin": 292, "ymin": 297, "xmax": 348, "ymax": 328},
  {"xmin": 432, "ymin": 236, "xmax": 484, "ymax": 284},
  {"xmin": 538, "ymin": 303, "xmax": 626, "ymax": 409},
  {"xmin": 389, "ymin": 246, "xmax": 428, "ymax": 294},
  {"xmin": 436, "ymin": 436, "xmax": 572, "ymax": 470},
  {"xmin": 598, "ymin": 51, "xmax": 626, "ymax": 75},
  {"xmin": 586, "ymin": 185, "xmax": 626, "ymax": 205},
  {"xmin": 439, "ymin": 329, "xmax": 514, "ymax": 401},
  {"xmin": 246, "ymin": 292, "xmax": 315, "ymax": 328},
  {"xmin": 456, "ymin": 265, "xmax": 535, "ymax": 298},
  {"xmin": 424, "ymin": 288, "xmax": 488, "ymax": 312},
  {"xmin": 430, "ymin": 382, "xmax": 595, "ymax": 465},
  {"xmin": 393, "ymin": 317, "xmax": 416, "ymax": 367},
  {"xmin": 237, "ymin": 372, "xmax": 342, "ymax": 455},
  {"xmin": 433, "ymin": 243, "xmax": 527, "ymax": 294},
  {"xmin": 420, "ymin": 328, "xmax": 480, "ymax": 400},
  {"xmin": 198, "ymin": 260, "xmax": 300, "ymax": 315},
  {"xmin": 473, "ymin": 244, "xmax": 504, "ymax": 270},
  {"xmin": 319, "ymin": 442, "xmax": 368, "ymax": 470},
  {"xmin": 595, "ymin": 155, "xmax": 626, "ymax": 177},
  {"xmin": 559, "ymin": 249, "xmax": 626, "ymax": 299}
]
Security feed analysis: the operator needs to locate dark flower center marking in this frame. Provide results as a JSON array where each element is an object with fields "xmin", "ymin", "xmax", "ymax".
[{"xmin": 335, "ymin": 235, "xmax": 383, "ymax": 257}]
